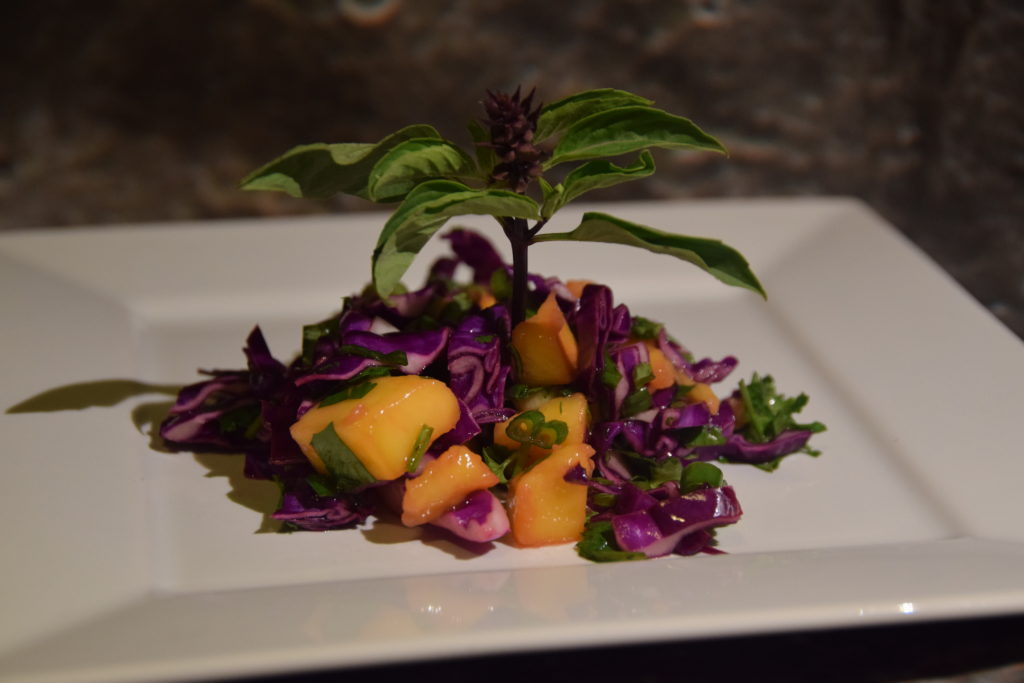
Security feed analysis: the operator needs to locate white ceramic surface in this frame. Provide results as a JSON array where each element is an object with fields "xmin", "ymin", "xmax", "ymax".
[{"xmin": 2, "ymin": 198, "xmax": 1022, "ymax": 683}]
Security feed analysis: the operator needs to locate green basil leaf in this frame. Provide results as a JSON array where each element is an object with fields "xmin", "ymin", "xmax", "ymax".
[
  {"xmin": 545, "ymin": 106, "xmax": 726, "ymax": 168},
  {"xmin": 310, "ymin": 423, "xmax": 377, "ymax": 492},
  {"xmin": 240, "ymin": 124, "xmax": 442, "ymax": 200},
  {"xmin": 546, "ymin": 151, "xmax": 656, "ymax": 215},
  {"xmin": 372, "ymin": 180, "xmax": 540, "ymax": 297},
  {"xmin": 535, "ymin": 212, "xmax": 765, "ymax": 298},
  {"xmin": 576, "ymin": 520, "xmax": 646, "ymax": 562},
  {"xmin": 466, "ymin": 119, "xmax": 498, "ymax": 177},
  {"xmin": 535, "ymin": 88, "xmax": 655, "ymax": 142},
  {"xmin": 366, "ymin": 138, "xmax": 478, "ymax": 202},
  {"xmin": 538, "ymin": 177, "xmax": 564, "ymax": 219}
]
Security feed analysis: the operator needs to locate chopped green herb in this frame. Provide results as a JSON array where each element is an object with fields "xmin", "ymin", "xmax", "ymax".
[
  {"xmin": 337, "ymin": 344, "xmax": 408, "ymax": 367},
  {"xmin": 505, "ymin": 410, "xmax": 569, "ymax": 448},
  {"xmin": 682, "ymin": 425, "xmax": 726, "ymax": 447},
  {"xmin": 679, "ymin": 461, "xmax": 724, "ymax": 493},
  {"xmin": 630, "ymin": 316, "xmax": 663, "ymax": 340},
  {"xmin": 600, "ymin": 353, "xmax": 623, "ymax": 388},
  {"xmin": 576, "ymin": 520, "xmax": 645, "ymax": 563},
  {"xmin": 306, "ymin": 473, "xmax": 335, "ymax": 497},
  {"xmin": 621, "ymin": 387, "xmax": 652, "ymax": 417},
  {"xmin": 632, "ymin": 361, "xmax": 654, "ymax": 388},
  {"xmin": 347, "ymin": 365, "xmax": 395, "ymax": 383},
  {"xmin": 738, "ymin": 373, "xmax": 826, "ymax": 443},
  {"xmin": 301, "ymin": 314, "xmax": 340, "ymax": 365},
  {"xmin": 406, "ymin": 424, "xmax": 434, "ymax": 473},
  {"xmin": 480, "ymin": 445, "xmax": 509, "ymax": 484},
  {"xmin": 618, "ymin": 451, "xmax": 683, "ymax": 490},
  {"xmin": 319, "ymin": 381, "xmax": 377, "ymax": 407},
  {"xmin": 489, "ymin": 267, "xmax": 512, "ymax": 302},
  {"xmin": 310, "ymin": 422, "xmax": 377, "ymax": 492},
  {"xmin": 217, "ymin": 403, "xmax": 261, "ymax": 436},
  {"xmin": 669, "ymin": 382, "xmax": 694, "ymax": 407}
]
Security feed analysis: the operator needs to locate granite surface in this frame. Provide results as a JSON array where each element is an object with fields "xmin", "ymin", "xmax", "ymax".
[{"xmin": 2, "ymin": 0, "xmax": 1022, "ymax": 341}]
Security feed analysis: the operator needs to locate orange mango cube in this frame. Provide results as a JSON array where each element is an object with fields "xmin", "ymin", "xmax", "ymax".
[
  {"xmin": 401, "ymin": 446, "xmax": 500, "ymax": 526},
  {"xmin": 675, "ymin": 370, "xmax": 721, "ymax": 415},
  {"xmin": 565, "ymin": 279, "xmax": 596, "ymax": 299},
  {"xmin": 508, "ymin": 442, "xmax": 596, "ymax": 547},
  {"xmin": 644, "ymin": 343, "xmax": 677, "ymax": 392},
  {"xmin": 511, "ymin": 292, "xmax": 578, "ymax": 386},
  {"xmin": 290, "ymin": 375, "xmax": 460, "ymax": 481}
]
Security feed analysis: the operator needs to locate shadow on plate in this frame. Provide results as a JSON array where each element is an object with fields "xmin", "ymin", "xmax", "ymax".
[
  {"xmin": 5, "ymin": 378, "xmax": 181, "ymax": 414},
  {"xmin": 192, "ymin": 451, "xmax": 284, "ymax": 533},
  {"xmin": 6, "ymin": 378, "xmax": 506, "ymax": 553},
  {"xmin": 361, "ymin": 508, "xmax": 501, "ymax": 560}
]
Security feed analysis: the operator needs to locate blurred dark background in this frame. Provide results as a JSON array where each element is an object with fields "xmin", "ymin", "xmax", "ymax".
[{"xmin": 2, "ymin": 0, "xmax": 1022, "ymax": 337}]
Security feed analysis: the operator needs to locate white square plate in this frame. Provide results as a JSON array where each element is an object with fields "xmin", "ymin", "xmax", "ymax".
[{"xmin": 2, "ymin": 199, "xmax": 1023, "ymax": 683}]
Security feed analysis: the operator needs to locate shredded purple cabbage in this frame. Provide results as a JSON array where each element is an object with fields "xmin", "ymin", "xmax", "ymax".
[{"xmin": 160, "ymin": 228, "xmax": 822, "ymax": 557}]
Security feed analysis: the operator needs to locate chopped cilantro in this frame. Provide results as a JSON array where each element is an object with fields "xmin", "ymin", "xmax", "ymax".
[{"xmin": 738, "ymin": 373, "xmax": 826, "ymax": 443}]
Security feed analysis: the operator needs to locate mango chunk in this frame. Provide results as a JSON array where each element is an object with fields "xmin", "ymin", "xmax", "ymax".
[
  {"xmin": 494, "ymin": 392, "xmax": 589, "ymax": 462},
  {"xmin": 290, "ymin": 375, "xmax": 460, "ymax": 481},
  {"xmin": 673, "ymin": 370, "xmax": 721, "ymax": 415},
  {"xmin": 565, "ymin": 279, "xmax": 595, "ymax": 299},
  {"xmin": 508, "ymin": 442, "xmax": 595, "ymax": 547},
  {"xmin": 401, "ymin": 446, "xmax": 500, "ymax": 526},
  {"xmin": 511, "ymin": 292, "xmax": 579, "ymax": 386},
  {"xmin": 644, "ymin": 343, "xmax": 677, "ymax": 392}
]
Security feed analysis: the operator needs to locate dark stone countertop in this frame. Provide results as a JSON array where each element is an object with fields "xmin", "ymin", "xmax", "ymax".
[{"xmin": 1, "ymin": 0, "xmax": 1022, "ymax": 337}]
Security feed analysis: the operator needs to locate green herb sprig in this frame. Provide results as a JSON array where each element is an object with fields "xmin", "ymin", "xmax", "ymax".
[{"xmin": 241, "ymin": 87, "xmax": 764, "ymax": 325}]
